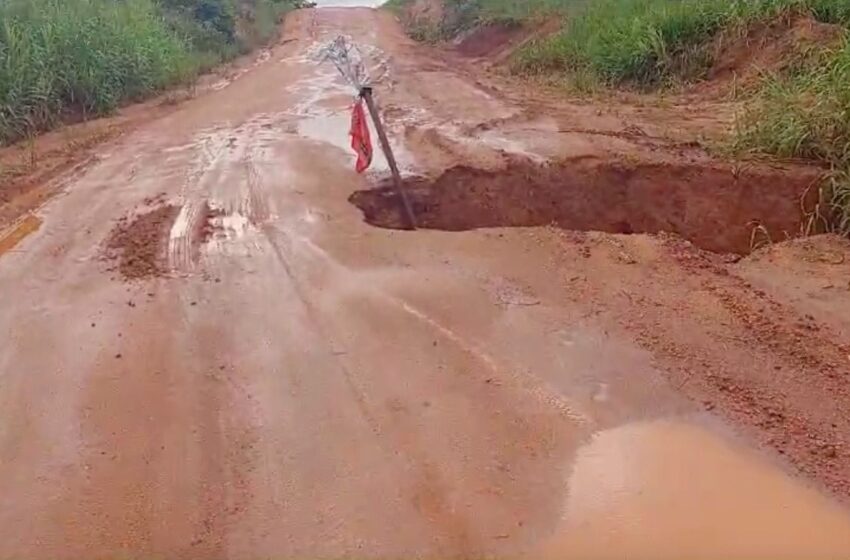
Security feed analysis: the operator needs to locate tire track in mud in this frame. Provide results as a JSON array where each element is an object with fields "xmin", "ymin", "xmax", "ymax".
[
  {"xmin": 53, "ymin": 312, "xmax": 264, "ymax": 559},
  {"xmin": 256, "ymin": 221, "xmax": 588, "ymax": 555},
  {"xmin": 264, "ymin": 215, "xmax": 589, "ymax": 425},
  {"xmin": 159, "ymin": 38, "xmax": 397, "ymax": 276},
  {"xmin": 258, "ymin": 227, "xmax": 484, "ymax": 553},
  {"xmin": 163, "ymin": 117, "xmax": 282, "ymax": 274}
]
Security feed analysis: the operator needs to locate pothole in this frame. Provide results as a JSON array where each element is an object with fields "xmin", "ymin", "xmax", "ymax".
[{"xmin": 348, "ymin": 158, "xmax": 822, "ymax": 254}]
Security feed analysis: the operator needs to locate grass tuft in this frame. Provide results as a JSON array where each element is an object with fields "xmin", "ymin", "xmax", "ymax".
[{"xmin": 734, "ymin": 35, "xmax": 850, "ymax": 233}]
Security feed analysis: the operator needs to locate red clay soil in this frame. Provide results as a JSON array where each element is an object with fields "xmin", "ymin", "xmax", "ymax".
[
  {"xmin": 539, "ymin": 229, "xmax": 850, "ymax": 498},
  {"xmin": 0, "ymin": 123, "xmax": 122, "ymax": 230},
  {"xmin": 350, "ymin": 157, "xmax": 824, "ymax": 254},
  {"xmin": 4, "ymin": 8, "xmax": 850, "ymax": 559},
  {"xmin": 105, "ymin": 205, "xmax": 178, "ymax": 280},
  {"xmin": 455, "ymin": 23, "xmax": 526, "ymax": 58},
  {"xmin": 703, "ymin": 13, "xmax": 845, "ymax": 92},
  {"xmin": 0, "ymin": 96, "xmax": 190, "ymax": 233},
  {"xmin": 453, "ymin": 18, "xmax": 563, "ymax": 65}
]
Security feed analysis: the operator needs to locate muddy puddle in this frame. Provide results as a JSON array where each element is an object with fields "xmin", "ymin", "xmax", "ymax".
[
  {"xmin": 528, "ymin": 420, "xmax": 850, "ymax": 559},
  {"xmin": 349, "ymin": 158, "xmax": 822, "ymax": 254},
  {"xmin": 296, "ymin": 111, "xmax": 414, "ymax": 175}
]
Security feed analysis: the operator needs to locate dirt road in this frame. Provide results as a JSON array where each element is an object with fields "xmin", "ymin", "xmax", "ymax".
[{"xmin": 2, "ymin": 7, "xmax": 850, "ymax": 559}]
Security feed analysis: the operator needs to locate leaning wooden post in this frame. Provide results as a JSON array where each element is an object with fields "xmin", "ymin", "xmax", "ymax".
[{"xmin": 360, "ymin": 86, "xmax": 416, "ymax": 230}]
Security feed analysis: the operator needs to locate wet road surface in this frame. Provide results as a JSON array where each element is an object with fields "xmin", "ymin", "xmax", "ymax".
[{"xmin": 1, "ymin": 7, "xmax": 850, "ymax": 560}]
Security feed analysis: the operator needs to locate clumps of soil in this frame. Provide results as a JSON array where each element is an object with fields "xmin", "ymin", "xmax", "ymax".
[
  {"xmin": 350, "ymin": 157, "xmax": 822, "ymax": 254},
  {"xmin": 105, "ymin": 205, "xmax": 178, "ymax": 280}
]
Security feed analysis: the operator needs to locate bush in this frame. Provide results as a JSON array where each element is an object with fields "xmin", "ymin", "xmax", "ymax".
[
  {"xmin": 238, "ymin": 0, "xmax": 308, "ymax": 51},
  {"xmin": 735, "ymin": 35, "xmax": 850, "ymax": 233},
  {"xmin": 503, "ymin": 0, "xmax": 850, "ymax": 232},
  {"xmin": 389, "ymin": 0, "xmax": 850, "ymax": 232},
  {"xmin": 0, "ymin": 0, "xmax": 307, "ymax": 144},
  {"xmin": 0, "ymin": 0, "xmax": 193, "ymax": 143},
  {"xmin": 159, "ymin": 0, "xmax": 238, "ymax": 54}
]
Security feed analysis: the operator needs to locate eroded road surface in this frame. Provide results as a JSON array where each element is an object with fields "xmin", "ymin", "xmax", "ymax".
[{"xmin": 3, "ymin": 7, "xmax": 850, "ymax": 560}]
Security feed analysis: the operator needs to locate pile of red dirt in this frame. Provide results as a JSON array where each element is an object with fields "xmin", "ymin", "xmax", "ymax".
[{"xmin": 105, "ymin": 205, "xmax": 178, "ymax": 280}]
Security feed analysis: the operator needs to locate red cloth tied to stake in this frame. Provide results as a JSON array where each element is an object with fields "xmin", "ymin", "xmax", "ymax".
[{"xmin": 350, "ymin": 99, "xmax": 373, "ymax": 173}]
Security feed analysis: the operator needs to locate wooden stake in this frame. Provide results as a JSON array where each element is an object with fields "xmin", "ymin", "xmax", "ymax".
[{"xmin": 360, "ymin": 86, "xmax": 416, "ymax": 230}]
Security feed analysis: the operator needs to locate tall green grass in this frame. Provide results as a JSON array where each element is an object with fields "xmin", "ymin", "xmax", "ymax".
[
  {"xmin": 0, "ymin": 0, "xmax": 193, "ymax": 143},
  {"xmin": 387, "ymin": 0, "xmax": 850, "ymax": 232},
  {"xmin": 159, "ymin": 0, "xmax": 240, "ymax": 68},
  {"xmin": 241, "ymin": 0, "xmax": 303, "ymax": 49},
  {"xmin": 385, "ymin": 0, "xmax": 577, "ymax": 42},
  {"xmin": 0, "ymin": 0, "xmax": 306, "ymax": 145},
  {"xmin": 503, "ymin": 0, "xmax": 850, "ymax": 232},
  {"xmin": 735, "ymin": 35, "xmax": 850, "ymax": 233},
  {"xmin": 513, "ymin": 0, "xmax": 850, "ymax": 88},
  {"xmin": 390, "ymin": 0, "xmax": 850, "ymax": 83}
]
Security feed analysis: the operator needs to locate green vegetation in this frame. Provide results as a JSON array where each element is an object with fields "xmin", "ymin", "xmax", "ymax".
[
  {"xmin": 386, "ymin": 0, "xmax": 850, "ymax": 233},
  {"xmin": 384, "ymin": 0, "xmax": 573, "ymax": 42},
  {"xmin": 513, "ymin": 0, "xmax": 850, "ymax": 87},
  {"xmin": 0, "ymin": 0, "xmax": 307, "ymax": 144},
  {"xmin": 507, "ymin": 0, "xmax": 850, "ymax": 232},
  {"xmin": 735, "ymin": 36, "xmax": 850, "ymax": 233}
]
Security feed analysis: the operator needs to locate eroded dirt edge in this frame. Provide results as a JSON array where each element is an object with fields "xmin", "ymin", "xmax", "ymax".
[{"xmin": 351, "ymin": 156, "xmax": 824, "ymax": 255}]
